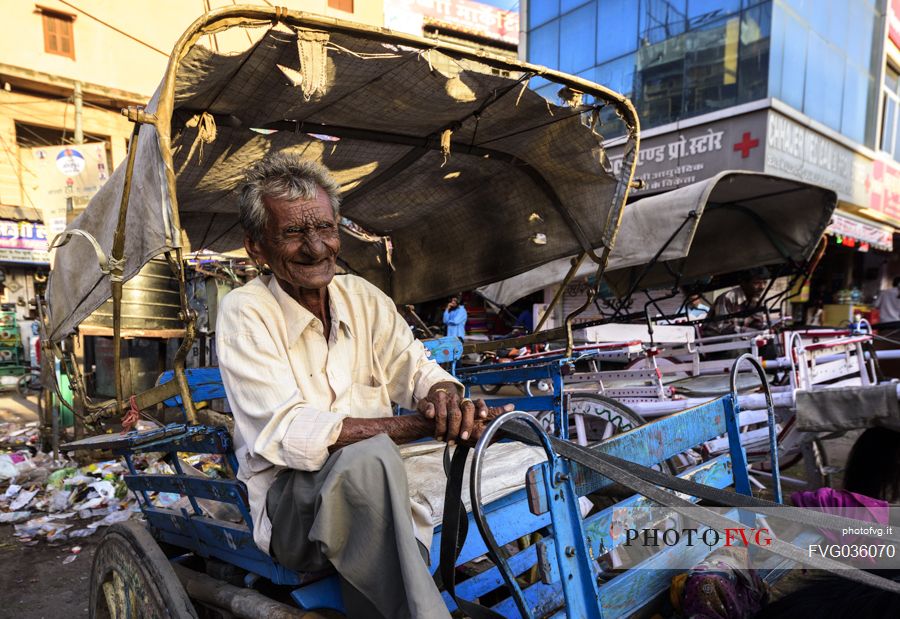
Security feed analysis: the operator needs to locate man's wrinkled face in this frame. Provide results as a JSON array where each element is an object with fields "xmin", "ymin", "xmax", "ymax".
[{"xmin": 245, "ymin": 189, "xmax": 340, "ymax": 292}]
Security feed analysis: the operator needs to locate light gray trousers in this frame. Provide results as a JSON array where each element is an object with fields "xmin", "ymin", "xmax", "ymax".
[{"xmin": 266, "ymin": 433, "xmax": 451, "ymax": 619}]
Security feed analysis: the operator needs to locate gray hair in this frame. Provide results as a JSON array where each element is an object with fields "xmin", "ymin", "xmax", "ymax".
[{"xmin": 238, "ymin": 153, "xmax": 342, "ymax": 242}]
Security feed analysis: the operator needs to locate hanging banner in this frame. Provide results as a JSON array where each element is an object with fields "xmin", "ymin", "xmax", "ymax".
[
  {"xmin": 25, "ymin": 142, "xmax": 110, "ymax": 243},
  {"xmin": 826, "ymin": 211, "xmax": 894, "ymax": 251},
  {"xmin": 0, "ymin": 220, "xmax": 50, "ymax": 264},
  {"xmin": 384, "ymin": 0, "xmax": 519, "ymax": 45}
]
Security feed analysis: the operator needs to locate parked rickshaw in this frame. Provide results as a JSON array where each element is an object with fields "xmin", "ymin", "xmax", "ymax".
[
  {"xmin": 475, "ymin": 170, "xmax": 900, "ymax": 492},
  {"xmin": 39, "ymin": 7, "xmax": 900, "ymax": 619}
]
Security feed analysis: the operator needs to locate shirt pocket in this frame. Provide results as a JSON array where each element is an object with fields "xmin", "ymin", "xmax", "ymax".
[
  {"xmin": 236, "ymin": 445, "xmax": 274, "ymax": 475},
  {"xmin": 350, "ymin": 382, "xmax": 392, "ymax": 418}
]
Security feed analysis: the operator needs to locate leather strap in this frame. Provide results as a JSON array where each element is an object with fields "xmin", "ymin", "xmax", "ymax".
[{"xmin": 439, "ymin": 444, "xmax": 506, "ymax": 618}]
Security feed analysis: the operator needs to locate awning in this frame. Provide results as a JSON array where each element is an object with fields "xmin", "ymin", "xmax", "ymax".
[{"xmin": 826, "ymin": 209, "xmax": 894, "ymax": 251}]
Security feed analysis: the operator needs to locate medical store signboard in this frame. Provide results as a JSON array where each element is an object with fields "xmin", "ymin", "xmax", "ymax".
[
  {"xmin": 606, "ymin": 111, "xmax": 768, "ymax": 195},
  {"xmin": 0, "ymin": 220, "xmax": 49, "ymax": 264},
  {"xmin": 606, "ymin": 107, "xmax": 900, "ymax": 230}
]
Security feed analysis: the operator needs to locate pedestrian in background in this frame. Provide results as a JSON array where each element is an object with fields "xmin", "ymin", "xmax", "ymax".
[
  {"xmin": 875, "ymin": 276, "xmax": 900, "ymax": 325},
  {"xmin": 874, "ymin": 276, "xmax": 900, "ymax": 379},
  {"xmin": 443, "ymin": 295, "xmax": 467, "ymax": 339}
]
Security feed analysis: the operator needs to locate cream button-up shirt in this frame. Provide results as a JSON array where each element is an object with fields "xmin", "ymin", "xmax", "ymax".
[{"xmin": 216, "ymin": 273, "xmax": 459, "ymax": 554}]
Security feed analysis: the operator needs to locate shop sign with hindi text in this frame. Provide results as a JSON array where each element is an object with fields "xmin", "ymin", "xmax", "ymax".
[
  {"xmin": 0, "ymin": 220, "xmax": 50, "ymax": 264},
  {"xmin": 826, "ymin": 212, "xmax": 894, "ymax": 252},
  {"xmin": 607, "ymin": 111, "xmax": 768, "ymax": 195}
]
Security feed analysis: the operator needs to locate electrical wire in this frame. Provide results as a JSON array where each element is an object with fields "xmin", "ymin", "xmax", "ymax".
[
  {"xmin": 79, "ymin": 99, "xmax": 127, "ymax": 113},
  {"xmin": 14, "ymin": 123, "xmax": 58, "ymax": 148},
  {"xmin": 0, "ymin": 104, "xmax": 74, "ymax": 132},
  {"xmin": 26, "ymin": 97, "xmax": 118, "ymax": 146},
  {"xmin": 56, "ymin": 0, "xmax": 168, "ymax": 56}
]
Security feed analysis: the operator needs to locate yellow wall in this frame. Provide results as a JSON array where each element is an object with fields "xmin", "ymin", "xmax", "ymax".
[
  {"xmin": 0, "ymin": 0, "xmax": 384, "ymax": 213},
  {"xmin": 0, "ymin": 88, "xmax": 133, "ymax": 213},
  {"xmin": 0, "ymin": 1, "xmax": 384, "ymax": 97}
]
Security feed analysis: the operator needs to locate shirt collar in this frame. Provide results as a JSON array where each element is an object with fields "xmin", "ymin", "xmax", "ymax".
[{"xmin": 264, "ymin": 275, "xmax": 354, "ymax": 341}]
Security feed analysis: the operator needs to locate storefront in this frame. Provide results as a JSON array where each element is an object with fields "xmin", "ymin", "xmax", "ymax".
[
  {"xmin": 0, "ymin": 219, "xmax": 50, "ymax": 371},
  {"xmin": 811, "ymin": 211, "xmax": 897, "ymax": 325}
]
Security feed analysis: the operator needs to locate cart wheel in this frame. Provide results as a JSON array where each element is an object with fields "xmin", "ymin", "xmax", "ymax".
[
  {"xmin": 566, "ymin": 394, "xmax": 678, "ymax": 475},
  {"xmin": 805, "ymin": 439, "xmax": 832, "ymax": 489},
  {"xmin": 479, "ymin": 384, "xmax": 502, "ymax": 395},
  {"xmin": 752, "ymin": 439, "xmax": 830, "ymax": 483},
  {"xmin": 90, "ymin": 521, "xmax": 198, "ymax": 619},
  {"xmin": 567, "ymin": 394, "xmax": 647, "ymax": 437}
]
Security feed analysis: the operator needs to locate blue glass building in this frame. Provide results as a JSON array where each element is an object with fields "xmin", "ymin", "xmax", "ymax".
[
  {"xmin": 524, "ymin": 0, "xmax": 899, "ymax": 322},
  {"xmin": 526, "ymin": 1, "xmax": 881, "ymax": 146}
]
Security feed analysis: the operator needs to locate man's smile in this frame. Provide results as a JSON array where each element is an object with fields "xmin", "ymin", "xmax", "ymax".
[{"xmin": 292, "ymin": 259, "xmax": 333, "ymax": 268}]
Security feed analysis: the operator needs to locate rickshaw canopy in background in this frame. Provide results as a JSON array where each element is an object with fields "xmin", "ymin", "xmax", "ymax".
[
  {"xmin": 478, "ymin": 171, "xmax": 837, "ymax": 306},
  {"xmin": 46, "ymin": 11, "xmax": 638, "ymax": 342},
  {"xmin": 606, "ymin": 172, "xmax": 835, "ymax": 292}
]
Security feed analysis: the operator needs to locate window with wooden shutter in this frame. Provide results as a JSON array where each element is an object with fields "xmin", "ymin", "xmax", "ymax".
[
  {"xmin": 327, "ymin": 0, "xmax": 354, "ymax": 13},
  {"xmin": 42, "ymin": 10, "xmax": 75, "ymax": 59}
]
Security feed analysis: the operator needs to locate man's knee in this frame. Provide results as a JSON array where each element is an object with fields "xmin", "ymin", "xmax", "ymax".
[{"xmin": 329, "ymin": 434, "xmax": 405, "ymax": 488}]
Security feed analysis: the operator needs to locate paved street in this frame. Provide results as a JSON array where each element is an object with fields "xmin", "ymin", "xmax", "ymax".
[{"xmin": 0, "ymin": 392, "xmax": 94, "ymax": 618}]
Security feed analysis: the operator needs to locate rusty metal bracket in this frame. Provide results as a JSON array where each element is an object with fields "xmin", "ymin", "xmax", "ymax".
[{"xmin": 121, "ymin": 106, "xmax": 158, "ymax": 125}]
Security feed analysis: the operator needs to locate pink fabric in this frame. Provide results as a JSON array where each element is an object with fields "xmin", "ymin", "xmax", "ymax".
[
  {"xmin": 791, "ymin": 488, "xmax": 889, "ymax": 544},
  {"xmin": 791, "ymin": 487, "xmax": 888, "ymax": 520}
]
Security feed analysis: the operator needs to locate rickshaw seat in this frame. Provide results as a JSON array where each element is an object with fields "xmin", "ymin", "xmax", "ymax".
[
  {"xmin": 145, "ymin": 369, "xmax": 779, "ymax": 616},
  {"xmin": 149, "ymin": 367, "xmax": 555, "ymax": 614},
  {"xmin": 157, "ymin": 367, "xmax": 227, "ymax": 410}
]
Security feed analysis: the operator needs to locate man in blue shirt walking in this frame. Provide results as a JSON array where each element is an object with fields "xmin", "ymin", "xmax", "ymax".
[{"xmin": 443, "ymin": 295, "xmax": 467, "ymax": 338}]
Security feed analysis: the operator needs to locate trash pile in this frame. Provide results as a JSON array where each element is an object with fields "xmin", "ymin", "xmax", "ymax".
[
  {"xmin": 1, "ymin": 449, "xmax": 138, "ymax": 544},
  {"xmin": 0, "ymin": 421, "xmax": 39, "ymax": 451},
  {"xmin": 0, "ymin": 421, "xmax": 229, "ymax": 545}
]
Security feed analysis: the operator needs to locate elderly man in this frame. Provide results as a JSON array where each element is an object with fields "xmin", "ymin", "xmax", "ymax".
[{"xmin": 216, "ymin": 153, "xmax": 508, "ymax": 619}]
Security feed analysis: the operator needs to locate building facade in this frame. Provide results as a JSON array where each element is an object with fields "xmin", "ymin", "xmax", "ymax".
[
  {"xmin": 525, "ymin": 0, "xmax": 900, "ymax": 323},
  {"xmin": 385, "ymin": 0, "xmax": 519, "ymax": 53},
  {"xmin": 0, "ymin": 0, "xmax": 515, "ymax": 357},
  {"xmin": 0, "ymin": 0, "xmax": 386, "ymax": 361}
]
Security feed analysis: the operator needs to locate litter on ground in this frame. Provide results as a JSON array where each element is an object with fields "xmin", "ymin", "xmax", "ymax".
[{"xmin": 0, "ymin": 420, "xmax": 227, "ymax": 544}]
